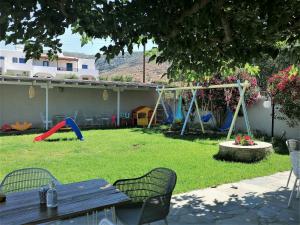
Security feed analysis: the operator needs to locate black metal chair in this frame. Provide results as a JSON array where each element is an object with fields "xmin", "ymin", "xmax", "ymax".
[
  {"xmin": 113, "ymin": 167, "xmax": 177, "ymax": 225},
  {"xmin": 0, "ymin": 168, "xmax": 60, "ymax": 194},
  {"xmin": 286, "ymin": 139, "xmax": 300, "ymax": 187}
]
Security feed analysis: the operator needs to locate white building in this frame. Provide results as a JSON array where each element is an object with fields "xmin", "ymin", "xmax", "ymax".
[{"xmin": 0, "ymin": 49, "xmax": 98, "ymax": 79}]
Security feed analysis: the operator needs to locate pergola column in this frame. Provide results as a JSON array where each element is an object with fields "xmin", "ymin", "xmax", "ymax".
[
  {"xmin": 45, "ymin": 83, "xmax": 49, "ymax": 130},
  {"xmin": 117, "ymin": 88, "xmax": 120, "ymax": 127}
]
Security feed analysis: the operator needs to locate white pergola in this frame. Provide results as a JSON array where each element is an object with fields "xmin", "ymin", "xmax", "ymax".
[{"xmin": 0, "ymin": 76, "xmax": 157, "ymax": 129}]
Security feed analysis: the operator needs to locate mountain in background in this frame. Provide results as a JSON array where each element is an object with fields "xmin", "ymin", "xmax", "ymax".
[{"xmin": 64, "ymin": 51, "xmax": 168, "ymax": 83}]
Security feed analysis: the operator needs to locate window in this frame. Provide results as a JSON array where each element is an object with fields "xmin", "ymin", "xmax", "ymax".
[
  {"xmin": 19, "ymin": 58, "xmax": 26, "ymax": 63},
  {"xmin": 0, "ymin": 56, "xmax": 4, "ymax": 60},
  {"xmin": 12, "ymin": 57, "xmax": 18, "ymax": 63},
  {"xmin": 82, "ymin": 64, "xmax": 88, "ymax": 69},
  {"xmin": 43, "ymin": 61, "xmax": 49, "ymax": 67}
]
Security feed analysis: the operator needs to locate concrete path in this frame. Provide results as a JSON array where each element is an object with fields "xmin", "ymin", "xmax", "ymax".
[
  {"xmin": 165, "ymin": 171, "xmax": 299, "ymax": 225},
  {"xmin": 61, "ymin": 171, "xmax": 299, "ymax": 225}
]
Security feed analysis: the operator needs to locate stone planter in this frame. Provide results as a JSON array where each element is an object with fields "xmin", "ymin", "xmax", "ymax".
[{"xmin": 218, "ymin": 141, "xmax": 273, "ymax": 162}]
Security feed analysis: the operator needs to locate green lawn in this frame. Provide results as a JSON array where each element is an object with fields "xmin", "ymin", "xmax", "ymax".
[{"xmin": 0, "ymin": 129, "xmax": 290, "ymax": 193}]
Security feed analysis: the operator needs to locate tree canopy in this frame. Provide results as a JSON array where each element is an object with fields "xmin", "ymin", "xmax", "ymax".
[{"xmin": 1, "ymin": 0, "xmax": 299, "ymax": 75}]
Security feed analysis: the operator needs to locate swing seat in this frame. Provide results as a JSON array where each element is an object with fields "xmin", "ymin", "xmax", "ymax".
[
  {"xmin": 219, "ymin": 108, "xmax": 233, "ymax": 132},
  {"xmin": 175, "ymin": 95, "xmax": 183, "ymax": 122},
  {"xmin": 164, "ymin": 104, "xmax": 174, "ymax": 124},
  {"xmin": 201, "ymin": 113, "xmax": 213, "ymax": 123}
]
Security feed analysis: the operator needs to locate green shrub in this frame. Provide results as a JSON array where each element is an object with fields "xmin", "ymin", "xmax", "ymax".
[
  {"xmin": 64, "ymin": 74, "xmax": 78, "ymax": 79},
  {"xmin": 98, "ymin": 75, "xmax": 108, "ymax": 81},
  {"xmin": 111, "ymin": 75, "xmax": 133, "ymax": 82}
]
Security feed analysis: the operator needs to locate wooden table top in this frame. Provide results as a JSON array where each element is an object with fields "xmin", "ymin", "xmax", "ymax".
[{"xmin": 0, "ymin": 179, "xmax": 130, "ymax": 225}]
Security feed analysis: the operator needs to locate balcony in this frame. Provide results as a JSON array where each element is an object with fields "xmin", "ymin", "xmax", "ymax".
[{"xmin": 57, "ymin": 67, "xmax": 79, "ymax": 72}]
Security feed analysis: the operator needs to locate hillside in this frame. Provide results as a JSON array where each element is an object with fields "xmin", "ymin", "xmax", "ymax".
[{"xmin": 64, "ymin": 51, "xmax": 169, "ymax": 83}]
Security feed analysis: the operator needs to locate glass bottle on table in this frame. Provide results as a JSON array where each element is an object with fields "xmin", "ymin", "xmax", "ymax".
[{"xmin": 46, "ymin": 180, "xmax": 58, "ymax": 208}]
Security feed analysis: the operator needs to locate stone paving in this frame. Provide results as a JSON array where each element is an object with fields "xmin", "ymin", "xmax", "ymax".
[
  {"xmin": 163, "ymin": 171, "xmax": 299, "ymax": 225},
  {"xmin": 61, "ymin": 171, "xmax": 299, "ymax": 225}
]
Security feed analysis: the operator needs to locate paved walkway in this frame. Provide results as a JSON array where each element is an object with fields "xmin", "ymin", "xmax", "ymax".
[
  {"xmin": 62, "ymin": 171, "xmax": 299, "ymax": 225},
  {"xmin": 165, "ymin": 171, "xmax": 299, "ymax": 225}
]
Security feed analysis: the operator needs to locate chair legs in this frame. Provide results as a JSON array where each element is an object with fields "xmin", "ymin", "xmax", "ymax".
[
  {"xmin": 297, "ymin": 179, "xmax": 300, "ymax": 199},
  {"xmin": 286, "ymin": 168, "xmax": 293, "ymax": 187},
  {"xmin": 288, "ymin": 178, "xmax": 299, "ymax": 207}
]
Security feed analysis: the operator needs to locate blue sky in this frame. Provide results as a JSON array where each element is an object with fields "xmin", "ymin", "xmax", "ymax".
[{"xmin": 0, "ymin": 28, "xmax": 156, "ymax": 55}]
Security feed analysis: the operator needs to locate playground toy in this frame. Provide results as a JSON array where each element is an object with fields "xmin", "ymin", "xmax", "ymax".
[
  {"xmin": 132, "ymin": 106, "xmax": 154, "ymax": 126},
  {"xmin": 34, "ymin": 117, "xmax": 83, "ymax": 142},
  {"xmin": 1, "ymin": 124, "xmax": 12, "ymax": 132},
  {"xmin": 218, "ymin": 108, "xmax": 234, "ymax": 132},
  {"xmin": 11, "ymin": 121, "xmax": 32, "ymax": 131},
  {"xmin": 164, "ymin": 103, "xmax": 174, "ymax": 124},
  {"xmin": 175, "ymin": 95, "xmax": 184, "ymax": 123},
  {"xmin": 148, "ymin": 80, "xmax": 252, "ymax": 140}
]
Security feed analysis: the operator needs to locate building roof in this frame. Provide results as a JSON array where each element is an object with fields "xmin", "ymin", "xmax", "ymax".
[
  {"xmin": 40, "ymin": 54, "xmax": 79, "ymax": 61},
  {"xmin": 132, "ymin": 106, "xmax": 153, "ymax": 112},
  {"xmin": 0, "ymin": 75, "xmax": 159, "ymax": 90}
]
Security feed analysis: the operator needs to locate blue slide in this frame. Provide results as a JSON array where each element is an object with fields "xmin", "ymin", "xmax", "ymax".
[
  {"xmin": 65, "ymin": 117, "xmax": 84, "ymax": 141},
  {"xmin": 219, "ymin": 108, "xmax": 233, "ymax": 132}
]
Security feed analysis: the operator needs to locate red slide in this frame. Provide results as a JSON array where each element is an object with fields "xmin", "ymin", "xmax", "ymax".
[{"xmin": 34, "ymin": 121, "xmax": 66, "ymax": 142}]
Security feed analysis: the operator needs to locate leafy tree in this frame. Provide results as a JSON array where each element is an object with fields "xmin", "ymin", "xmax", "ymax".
[
  {"xmin": 256, "ymin": 43, "xmax": 300, "ymax": 88},
  {"xmin": 1, "ymin": 0, "xmax": 299, "ymax": 77}
]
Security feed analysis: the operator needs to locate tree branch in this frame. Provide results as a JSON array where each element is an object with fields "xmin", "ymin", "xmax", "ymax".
[
  {"xmin": 221, "ymin": 17, "xmax": 232, "ymax": 43},
  {"xmin": 168, "ymin": 0, "xmax": 211, "ymax": 38},
  {"xmin": 216, "ymin": 0, "xmax": 232, "ymax": 43}
]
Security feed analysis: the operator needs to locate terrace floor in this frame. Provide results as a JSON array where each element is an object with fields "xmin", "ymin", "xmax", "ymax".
[
  {"xmin": 62, "ymin": 171, "xmax": 299, "ymax": 225},
  {"xmin": 166, "ymin": 171, "xmax": 299, "ymax": 225}
]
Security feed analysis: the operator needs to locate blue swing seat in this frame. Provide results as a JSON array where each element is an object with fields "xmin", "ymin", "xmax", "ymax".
[
  {"xmin": 164, "ymin": 104, "xmax": 174, "ymax": 124},
  {"xmin": 219, "ymin": 108, "xmax": 233, "ymax": 132},
  {"xmin": 201, "ymin": 113, "xmax": 213, "ymax": 123}
]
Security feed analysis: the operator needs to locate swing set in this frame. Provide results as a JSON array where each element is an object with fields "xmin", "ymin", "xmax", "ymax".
[{"xmin": 147, "ymin": 80, "xmax": 252, "ymax": 140}]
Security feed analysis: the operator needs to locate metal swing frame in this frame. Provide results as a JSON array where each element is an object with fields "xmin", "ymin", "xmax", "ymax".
[{"xmin": 148, "ymin": 80, "xmax": 252, "ymax": 140}]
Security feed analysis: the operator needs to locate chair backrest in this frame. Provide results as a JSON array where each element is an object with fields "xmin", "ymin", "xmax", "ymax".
[
  {"xmin": 0, "ymin": 168, "xmax": 60, "ymax": 194},
  {"xmin": 100, "ymin": 113, "xmax": 109, "ymax": 118},
  {"xmin": 138, "ymin": 168, "xmax": 177, "ymax": 224},
  {"xmin": 148, "ymin": 167, "xmax": 177, "ymax": 195},
  {"xmin": 286, "ymin": 139, "xmax": 300, "ymax": 152},
  {"xmin": 40, "ymin": 112, "xmax": 45, "ymax": 122},
  {"xmin": 73, "ymin": 110, "xmax": 79, "ymax": 121},
  {"xmin": 291, "ymin": 151, "xmax": 300, "ymax": 178},
  {"xmin": 99, "ymin": 218, "xmax": 115, "ymax": 225}
]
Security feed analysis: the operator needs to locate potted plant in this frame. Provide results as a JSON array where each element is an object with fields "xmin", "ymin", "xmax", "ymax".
[{"xmin": 234, "ymin": 135, "xmax": 256, "ymax": 146}]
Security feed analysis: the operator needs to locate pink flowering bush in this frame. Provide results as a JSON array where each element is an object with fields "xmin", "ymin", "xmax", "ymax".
[{"xmin": 267, "ymin": 65, "xmax": 300, "ymax": 126}]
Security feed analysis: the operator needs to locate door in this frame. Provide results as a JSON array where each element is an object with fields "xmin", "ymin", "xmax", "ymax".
[{"xmin": 66, "ymin": 63, "xmax": 73, "ymax": 71}]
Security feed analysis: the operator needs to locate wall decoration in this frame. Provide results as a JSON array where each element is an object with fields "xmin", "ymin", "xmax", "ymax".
[
  {"xmin": 102, "ymin": 90, "xmax": 109, "ymax": 101},
  {"xmin": 29, "ymin": 86, "xmax": 35, "ymax": 99}
]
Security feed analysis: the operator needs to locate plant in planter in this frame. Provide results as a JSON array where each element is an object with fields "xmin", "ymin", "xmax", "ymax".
[{"xmin": 234, "ymin": 135, "xmax": 256, "ymax": 146}]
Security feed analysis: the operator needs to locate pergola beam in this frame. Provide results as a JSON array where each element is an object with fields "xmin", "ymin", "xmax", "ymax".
[{"xmin": 156, "ymin": 82, "xmax": 249, "ymax": 91}]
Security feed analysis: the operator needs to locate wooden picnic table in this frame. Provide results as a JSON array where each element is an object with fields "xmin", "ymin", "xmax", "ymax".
[{"xmin": 0, "ymin": 179, "xmax": 130, "ymax": 225}]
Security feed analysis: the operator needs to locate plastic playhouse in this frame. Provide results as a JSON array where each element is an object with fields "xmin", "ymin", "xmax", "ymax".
[{"xmin": 132, "ymin": 106, "xmax": 154, "ymax": 126}]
